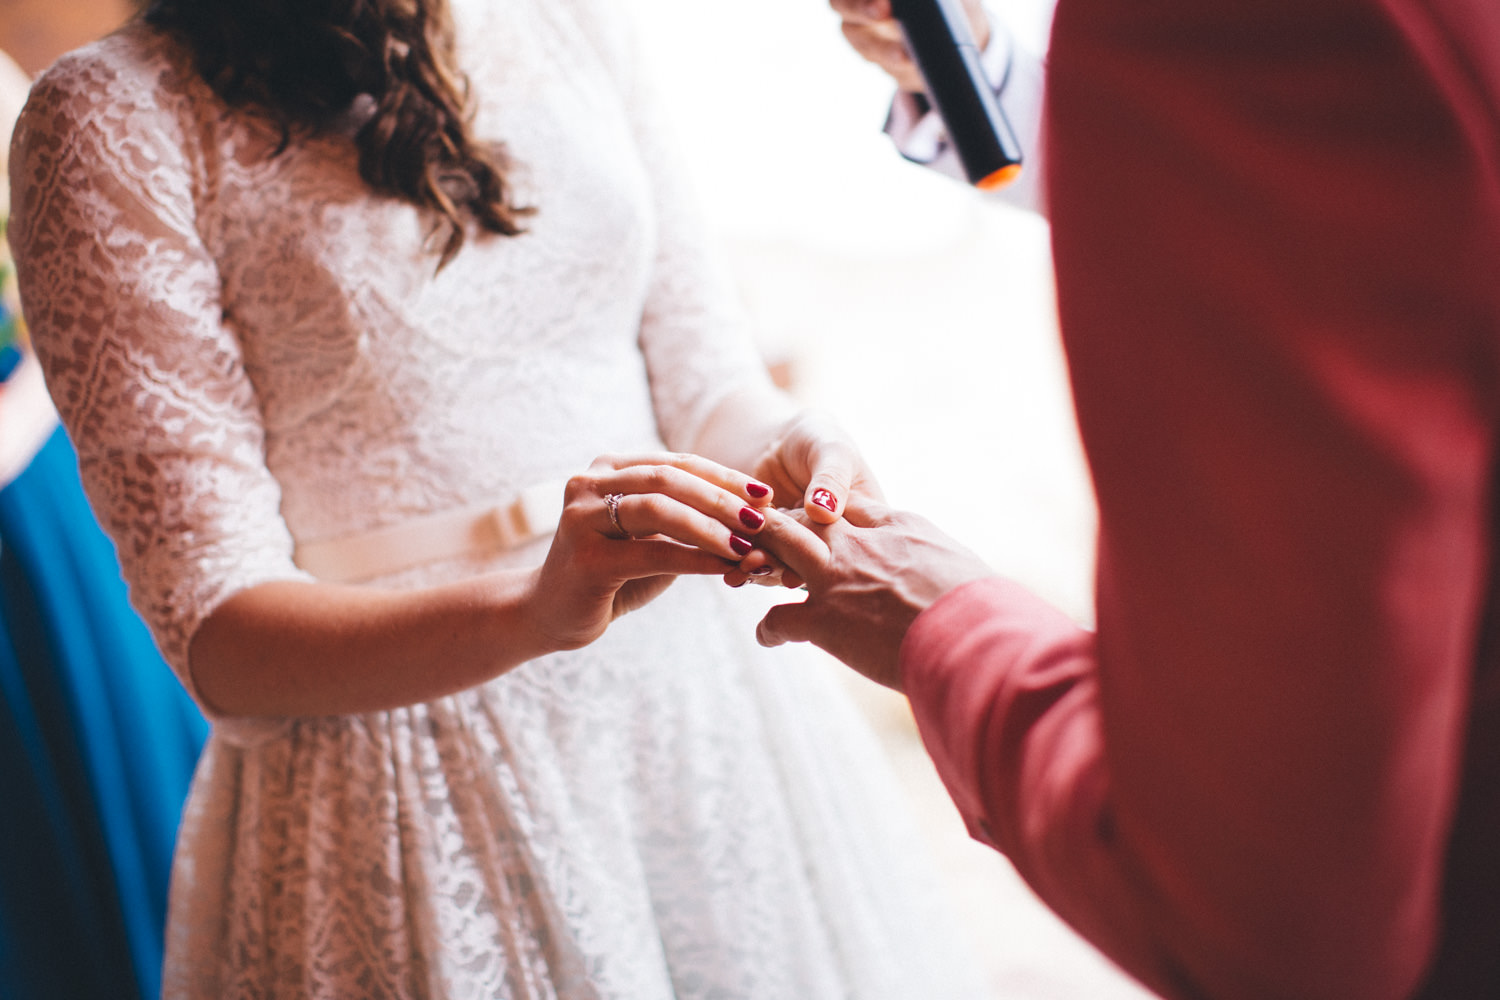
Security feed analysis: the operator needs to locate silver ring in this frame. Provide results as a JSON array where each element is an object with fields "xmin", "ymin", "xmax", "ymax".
[{"xmin": 603, "ymin": 492, "xmax": 631, "ymax": 539}]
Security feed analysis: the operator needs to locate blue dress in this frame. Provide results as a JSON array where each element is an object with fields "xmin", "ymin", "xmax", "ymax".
[{"xmin": 0, "ymin": 427, "xmax": 207, "ymax": 1000}]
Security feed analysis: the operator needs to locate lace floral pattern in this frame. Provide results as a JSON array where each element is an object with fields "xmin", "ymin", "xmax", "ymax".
[{"xmin": 9, "ymin": 1, "xmax": 992, "ymax": 996}]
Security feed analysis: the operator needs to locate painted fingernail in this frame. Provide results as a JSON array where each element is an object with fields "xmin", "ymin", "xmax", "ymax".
[
  {"xmin": 739, "ymin": 506, "xmax": 765, "ymax": 530},
  {"xmin": 730, "ymin": 533, "xmax": 754, "ymax": 556},
  {"xmin": 750, "ymin": 565, "xmax": 775, "ymax": 577},
  {"xmin": 811, "ymin": 488, "xmax": 837, "ymax": 512},
  {"xmin": 746, "ymin": 482, "xmax": 771, "ymax": 499}
]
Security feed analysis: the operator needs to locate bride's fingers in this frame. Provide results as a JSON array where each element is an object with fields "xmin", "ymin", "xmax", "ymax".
[
  {"xmin": 589, "ymin": 452, "xmax": 774, "ymax": 507},
  {"xmin": 610, "ymin": 537, "xmax": 744, "ymax": 579},
  {"xmin": 588, "ymin": 488, "xmax": 760, "ymax": 561},
  {"xmin": 727, "ymin": 548, "xmax": 794, "ymax": 588},
  {"xmin": 723, "ymin": 566, "xmax": 805, "ymax": 590},
  {"xmin": 570, "ymin": 463, "xmax": 774, "ymax": 560}
]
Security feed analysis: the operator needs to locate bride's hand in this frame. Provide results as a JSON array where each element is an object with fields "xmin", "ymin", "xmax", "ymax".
[
  {"xmin": 526, "ymin": 452, "xmax": 775, "ymax": 650},
  {"xmin": 756, "ymin": 409, "xmax": 884, "ymax": 523},
  {"xmin": 725, "ymin": 410, "xmax": 883, "ymax": 588}
]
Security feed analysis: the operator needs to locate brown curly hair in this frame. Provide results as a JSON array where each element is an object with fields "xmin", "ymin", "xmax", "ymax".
[{"xmin": 146, "ymin": 0, "xmax": 532, "ymax": 267}]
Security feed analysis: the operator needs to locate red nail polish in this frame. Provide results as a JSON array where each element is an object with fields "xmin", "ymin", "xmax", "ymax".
[
  {"xmin": 739, "ymin": 506, "xmax": 765, "ymax": 530},
  {"xmin": 730, "ymin": 533, "xmax": 754, "ymax": 556},
  {"xmin": 746, "ymin": 482, "xmax": 771, "ymax": 499},
  {"xmin": 811, "ymin": 488, "xmax": 837, "ymax": 512}
]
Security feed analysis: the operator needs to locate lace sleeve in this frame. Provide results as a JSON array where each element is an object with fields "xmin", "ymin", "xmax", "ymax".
[
  {"xmin": 7, "ymin": 43, "xmax": 309, "ymax": 713},
  {"xmin": 580, "ymin": 4, "xmax": 778, "ymax": 454}
]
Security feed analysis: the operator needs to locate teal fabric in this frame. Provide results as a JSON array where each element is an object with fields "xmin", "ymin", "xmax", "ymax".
[{"xmin": 0, "ymin": 427, "xmax": 206, "ymax": 1000}]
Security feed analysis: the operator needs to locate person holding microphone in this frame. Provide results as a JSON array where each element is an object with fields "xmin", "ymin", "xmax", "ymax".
[{"xmin": 836, "ymin": 0, "xmax": 1050, "ymax": 214}]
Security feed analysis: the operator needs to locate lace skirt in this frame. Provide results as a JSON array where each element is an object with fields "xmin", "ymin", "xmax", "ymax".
[{"xmin": 161, "ymin": 576, "xmax": 991, "ymax": 1000}]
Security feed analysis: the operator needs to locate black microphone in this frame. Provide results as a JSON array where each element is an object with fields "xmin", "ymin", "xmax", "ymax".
[{"xmin": 888, "ymin": 0, "xmax": 1023, "ymax": 190}]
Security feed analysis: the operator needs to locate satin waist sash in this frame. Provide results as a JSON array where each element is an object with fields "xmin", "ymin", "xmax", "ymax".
[{"xmin": 293, "ymin": 481, "xmax": 565, "ymax": 583}]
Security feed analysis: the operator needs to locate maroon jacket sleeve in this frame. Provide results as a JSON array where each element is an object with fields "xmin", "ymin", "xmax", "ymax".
[{"xmin": 900, "ymin": 1, "xmax": 1500, "ymax": 998}]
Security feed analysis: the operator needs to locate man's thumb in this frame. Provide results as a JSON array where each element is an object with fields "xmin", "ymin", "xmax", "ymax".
[{"xmin": 756, "ymin": 599, "xmax": 814, "ymax": 649}]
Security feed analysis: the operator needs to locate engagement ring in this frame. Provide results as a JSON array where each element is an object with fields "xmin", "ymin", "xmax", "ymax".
[{"xmin": 603, "ymin": 492, "xmax": 631, "ymax": 539}]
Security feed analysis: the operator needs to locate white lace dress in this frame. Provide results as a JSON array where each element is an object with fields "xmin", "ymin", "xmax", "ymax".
[{"xmin": 8, "ymin": 3, "xmax": 993, "ymax": 998}]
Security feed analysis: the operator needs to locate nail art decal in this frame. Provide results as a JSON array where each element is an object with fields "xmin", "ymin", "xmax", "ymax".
[{"xmin": 811, "ymin": 488, "xmax": 837, "ymax": 513}]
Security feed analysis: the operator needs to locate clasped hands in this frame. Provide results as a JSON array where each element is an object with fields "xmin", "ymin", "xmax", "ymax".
[{"xmin": 537, "ymin": 411, "xmax": 992, "ymax": 691}]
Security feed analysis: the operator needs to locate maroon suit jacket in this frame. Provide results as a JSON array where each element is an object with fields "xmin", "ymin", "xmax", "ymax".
[{"xmin": 900, "ymin": 1, "xmax": 1500, "ymax": 997}]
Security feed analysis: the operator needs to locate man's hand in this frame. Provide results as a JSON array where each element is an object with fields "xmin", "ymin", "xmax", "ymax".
[
  {"xmin": 832, "ymin": 0, "xmax": 991, "ymax": 94},
  {"xmin": 747, "ymin": 495, "xmax": 994, "ymax": 690}
]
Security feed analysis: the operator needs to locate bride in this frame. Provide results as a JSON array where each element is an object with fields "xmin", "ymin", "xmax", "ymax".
[{"xmin": 8, "ymin": 0, "xmax": 991, "ymax": 996}]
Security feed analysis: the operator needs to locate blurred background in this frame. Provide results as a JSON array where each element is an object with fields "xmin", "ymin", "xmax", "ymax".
[{"xmin": 628, "ymin": 0, "xmax": 1151, "ymax": 996}]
